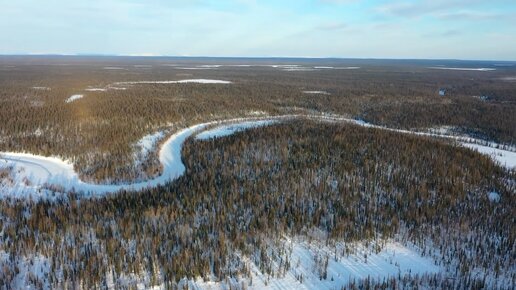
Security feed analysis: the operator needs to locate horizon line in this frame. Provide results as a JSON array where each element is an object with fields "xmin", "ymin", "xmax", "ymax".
[{"xmin": 0, "ymin": 54, "xmax": 515, "ymax": 63}]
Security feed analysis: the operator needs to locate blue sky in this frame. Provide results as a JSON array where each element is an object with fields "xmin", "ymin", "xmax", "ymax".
[{"xmin": 1, "ymin": 0, "xmax": 515, "ymax": 60}]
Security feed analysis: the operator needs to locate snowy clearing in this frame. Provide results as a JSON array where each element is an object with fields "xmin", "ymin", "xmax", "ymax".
[
  {"xmin": 65, "ymin": 94, "xmax": 84, "ymax": 103},
  {"xmin": 428, "ymin": 67, "xmax": 496, "ymax": 71},
  {"xmin": 131, "ymin": 239, "xmax": 440, "ymax": 290},
  {"xmin": 241, "ymin": 239, "xmax": 439, "ymax": 290}
]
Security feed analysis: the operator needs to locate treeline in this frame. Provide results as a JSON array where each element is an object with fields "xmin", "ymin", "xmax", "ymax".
[{"xmin": 0, "ymin": 120, "xmax": 514, "ymax": 289}]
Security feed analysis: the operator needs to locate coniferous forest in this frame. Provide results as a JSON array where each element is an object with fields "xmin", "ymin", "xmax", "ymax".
[{"xmin": 0, "ymin": 57, "xmax": 515, "ymax": 289}]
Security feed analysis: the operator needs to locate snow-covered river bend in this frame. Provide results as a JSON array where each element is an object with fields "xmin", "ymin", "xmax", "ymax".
[{"xmin": 1, "ymin": 114, "xmax": 514, "ymax": 198}]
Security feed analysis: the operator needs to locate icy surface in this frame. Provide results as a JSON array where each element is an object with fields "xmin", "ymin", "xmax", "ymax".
[
  {"xmin": 65, "ymin": 94, "xmax": 84, "ymax": 103},
  {"xmin": 462, "ymin": 143, "xmax": 516, "ymax": 169},
  {"xmin": 196, "ymin": 120, "xmax": 276, "ymax": 140}
]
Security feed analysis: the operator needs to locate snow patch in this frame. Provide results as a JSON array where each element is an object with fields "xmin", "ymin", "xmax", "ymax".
[
  {"xmin": 85, "ymin": 88, "xmax": 107, "ymax": 92},
  {"xmin": 133, "ymin": 131, "xmax": 166, "ymax": 162},
  {"xmin": 487, "ymin": 191, "xmax": 500, "ymax": 202},
  {"xmin": 31, "ymin": 86, "xmax": 51, "ymax": 90},
  {"xmin": 65, "ymin": 94, "xmax": 84, "ymax": 103},
  {"xmin": 303, "ymin": 91, "xmax": 331, "ymax": 95},
  {"xmin": 428, "ymin": 67, "xmax": 496, "ymax": 71},
  {"xmin": 462, "ymin": 143, "xmax": 516, "ymax": 169},
  {"xmin": 0, "ymin": 251, "xmax": 51, "ymax": 290},
  {"xmin": 114, "ymin": 79, "xmax": 232, "ymax": 85}
]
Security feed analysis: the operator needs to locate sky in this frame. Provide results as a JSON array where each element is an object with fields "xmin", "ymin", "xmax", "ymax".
[{"xmin": 1, "ymin": 0, "xmax": 515, "ymax": 60}]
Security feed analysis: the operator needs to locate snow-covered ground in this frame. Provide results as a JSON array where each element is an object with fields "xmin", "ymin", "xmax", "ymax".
[
  {"xmin": 113, "ymin": 79, "xmax": 232, "ymax": 85},
  {"xmin": 231, "ymin": 239, "xmax": 439, "ymax": 290},
  {"xmin": 122, "ymin": 239, "xmax": 440, "ymax": 290},
  {"xmin": 462, "ymin": 143, "xmax": 516, "ymax": 168},
  {"xmin": 302, "ymin": 91, "xmax": 330, "ymax": 95},
  {"xmin": 428, "ymin": 67, "xmax": 496, "ymax": 71},
  {"xmin": 103, "ymin": 67, "xmax": 126, "ymax": 70},
  {"xmin": 65, "ymin": 94, "xmax": 84, "ymax": 103},
  {"xmin": 133, "ymin": 131, "xmax": 166, "ymax": 162},
  {"xmin": 31, "ymin": 86, "xmax": 51, "ymax": 90},
  {"xmin": 1, "ymin": 114, "xmax": 513, "ymax": 199},
  {"xmin": 0, "ymin": 251, "xmax": 51, "ymax": 290}
]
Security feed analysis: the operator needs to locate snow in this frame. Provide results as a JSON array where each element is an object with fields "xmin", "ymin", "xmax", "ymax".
[
  {"xmin": 0, "ymin": 117, "xmax": 289, "ymax": 198},
  {"xmin": 31, "ymin": 86, "xmax": 51, "ymax": 90},
  {"xmin": 127, "ymin": 239, "xmax": 440, "ymax": 290},
  {"xmin": 65, "ymin": 94, "xmax": 84, "ymax": 103},
  {"xmin": 487, "ymin": 191, "xmax": 500, "ymax": 202},
  {"xmin": 195, "ymin": 120, "xmax": 277, "ymax": 140},
  {"xmin": 282, "ymin": 67, "xmax": 317, "ymax": 72},
  {"xmin": 0, "ymin": 123, "xmax": 207, "ymax": 196},
  {"xmin": 461, "ymin": 143, "xmax": 516, "ymax": 169},
  {"xmin": 428, "ymin": 67, "xmax": 496, "ymax": 71},
  {"xmin": 134, "ymin": 131, "xmax": 165, "ymax": 161},
  {"xmin": 247, "ymin": 110, "xmax": 268, "ymax": 116},
  {"xmin": 176, "ymin": 67, "xmax": 217, "ymax": 70},
  {"xmin": 113, "ymin": 79, "xmax": 232, "ymax": 85},
  {"xmin": 0, "ymin": 251, "xmax": 51, "ymax": 290},
  {"xmin": 85, "ymin": 88, "xmax": 107, "ymax": 92},
  {"xmin": 302, "ymin": 91, "xmax": 330, "ymax": 95}
]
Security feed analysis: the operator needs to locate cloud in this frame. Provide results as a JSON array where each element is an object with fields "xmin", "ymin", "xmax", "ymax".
[
  {"xmin": 437, "ymin": 11, "xmax": 515, "ymax": 21},
  {"xmin": 315, "ymin": 22, "xmax": 349, "ymax": 31},
  {"xmin": 376, "ymin": 0, "xmax": 486, "ymax": 18}
]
